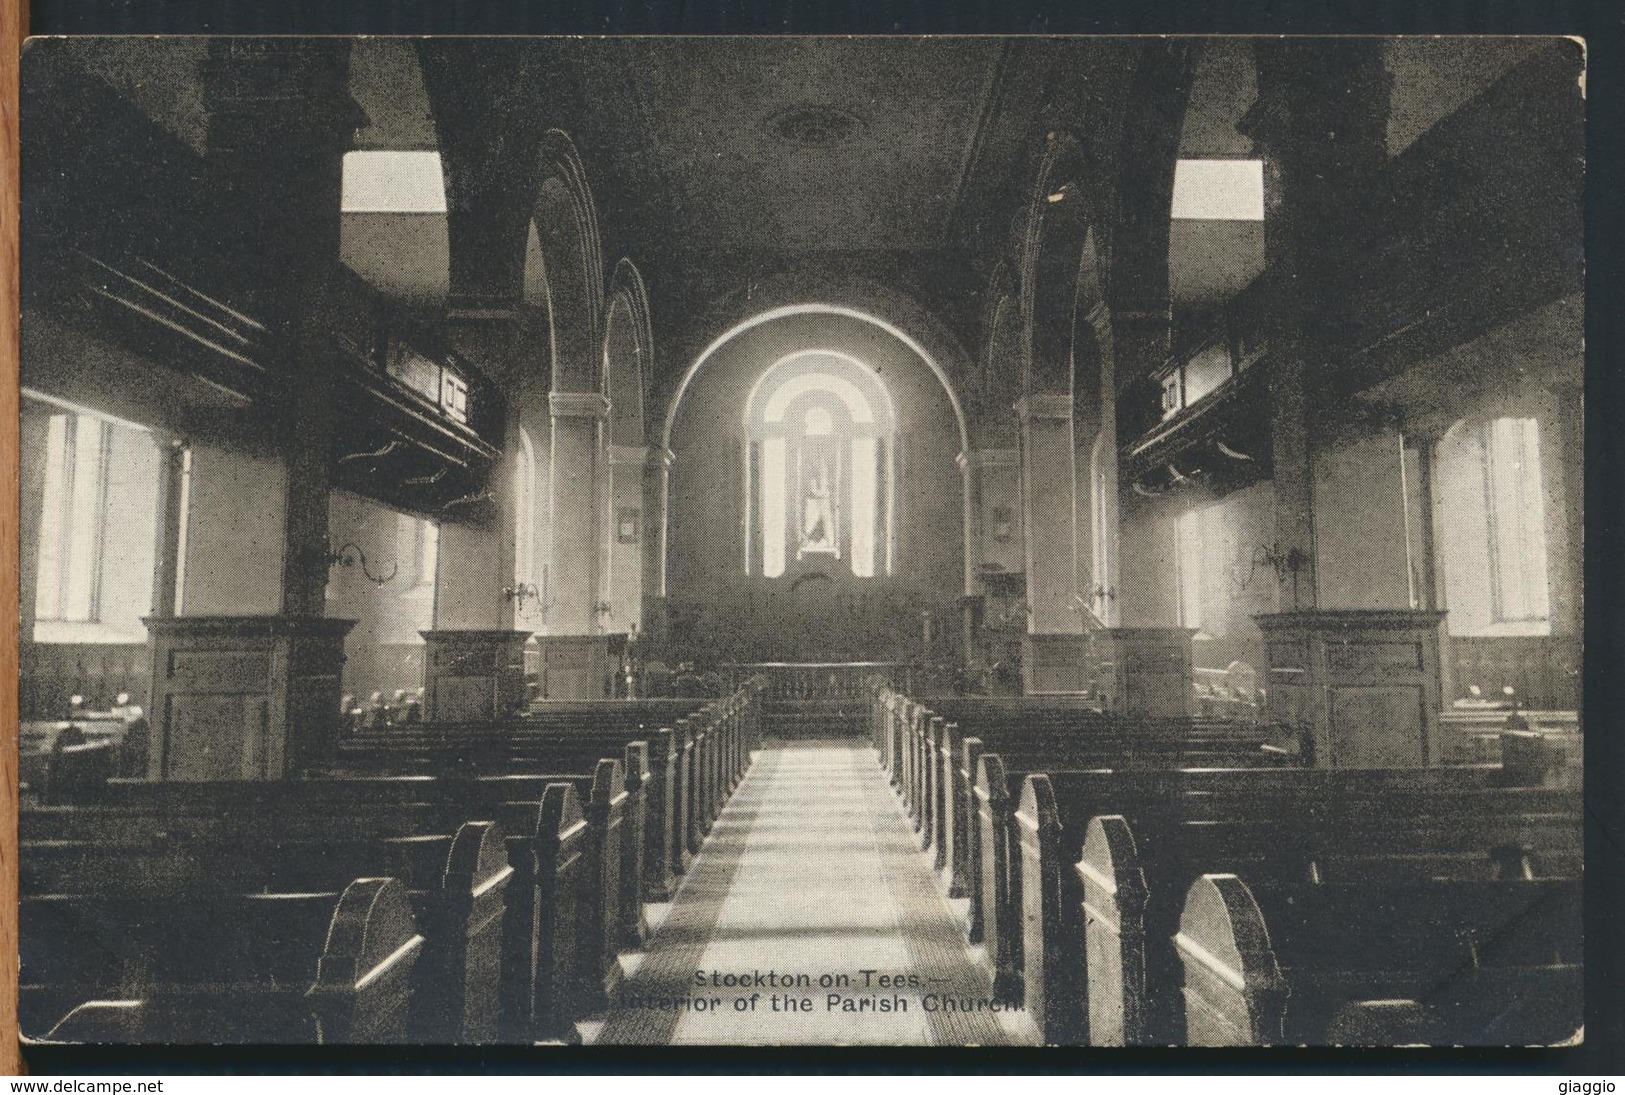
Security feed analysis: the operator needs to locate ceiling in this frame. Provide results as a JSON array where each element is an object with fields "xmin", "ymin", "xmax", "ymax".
[
  {"xmin": 569, "ymin": 38, "xmax": 1010, "ymax": 252},
  {"xmin": 347, "ymin": 37, "xmax": 1022, "ymax": 255}
]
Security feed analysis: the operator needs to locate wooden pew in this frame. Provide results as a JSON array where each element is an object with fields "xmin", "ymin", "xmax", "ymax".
[
  {"xmin": 1178, "ymin": 872, "xmax": 1582, "ymax": 1045},
  {"xmin": 26, "ymin": 777, "xmax": 595, "ymax": 1042},
  {"xmin": 882, "ymin": 689, "xmax": 1276, "ymax": 890},
  {"xmin": 22, "ymin": 877, "xmax": 423, "ymax": 1043},
  {"xmin": 1026, "ymin": 767, "xmax": 1575, "ymax": 1044},
  {"xmin": 323, "ymin": 680, "xmax": 759, "ymax": 899},
  {"xmin": 21, "ymin": 821, "xmax": 510, "ymax": 1043},
  {"xmin": 318, "ymin": 732, "xmax": 658, "ymax": 948},
  {"xmin": 1073, "ymin": 781, "xmax": 1581, "ymax": 1046},
  {"xmin": 968, "ymin": 737, "xmax": 1295, "ymax": 996},
  {"xmin": 21, "ymin": 707, "xmax": 149, "ymax": 801}
]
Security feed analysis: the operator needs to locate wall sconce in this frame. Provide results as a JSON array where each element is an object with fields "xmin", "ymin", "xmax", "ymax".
[
  {"xmin": 505, "ymin": 582, "xmax": 542, "ymax": 614},
  {"xmin": 1259, "ymin": 543, "xmax": 1311, "ymax": 583},
  {"xmin": 312, "ymin": 542, "xmax": 397, "ymax": 585},
  {"xmin": 593, "ymin": 601, "xmax": 615, "ymax": 627}
]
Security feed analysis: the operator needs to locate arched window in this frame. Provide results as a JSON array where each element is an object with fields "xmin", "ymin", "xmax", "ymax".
[
  {"xmin": 1436, "ymin": 416, "xmax": 1552, "ymax": 636},
  {"xmin": 744, "ymin": 352, "xmax": 896, "ymax": 579}
]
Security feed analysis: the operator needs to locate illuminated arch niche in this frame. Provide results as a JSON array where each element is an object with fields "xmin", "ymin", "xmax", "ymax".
[{"xmin": 743, "ymin": 351, "xmax": 897, "ymax": 579}]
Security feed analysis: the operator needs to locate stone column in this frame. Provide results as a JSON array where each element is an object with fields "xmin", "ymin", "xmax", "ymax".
[
  {"xmin": 1238, "ymin": 43, "xmax": 1446, "ymax": 763},
  {"xmin": 1096, "ymin": 499, "xmax": 1190, "ymax": 714},
  {"xmin": 429, "ymin": 304, "xmax": 522, "ymax": 637},
  {"xmin": 541, "ymin": 391, "xmax": 618, "ymax": 698},
  {"xmin": 606, "ymin": 444, "xmax": 650, "ymax": 634},
  {"xmin": 642, "ymin": 448, "xmax": 676, "ymax": 645},
  {"xmin": 138, "ymin": 43, "xmax": 363, "ymax": 780},
  {"xmin": 1073, "ymin": 301, "xmax": 1118, "ymax": 622},
  {"xmin": 1017, "ymin": 394, "xmax": 1086, "ymax": 692},
  {"xmin": 1108, "ymin": 302, "xmax": 1174, "ymax": 617},
  {"xmin": 1242, "ymin": 39, "xmax": 1394, "ymax": 615},
  {"xmin": 201, "ymin": 40, "xmax": 359, "ymax": 621},
  {"xmin": 548, "ymin": 390, "xmax": 609, "ymax": 634}
]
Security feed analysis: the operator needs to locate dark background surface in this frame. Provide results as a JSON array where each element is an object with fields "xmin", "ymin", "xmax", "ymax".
[{"xmin": 16, "ymin": 0, "xmax": 1624, "ymax": 1076}]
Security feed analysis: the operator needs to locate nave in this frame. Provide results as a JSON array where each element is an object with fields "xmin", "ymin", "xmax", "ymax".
[
  {"xmin": 17, "ymin": 36, "xmax": 1586, "ymax": 1052},
  {"xmin": 590, "ymin": 740, "xmax": 1024, "ymax": 1047}
]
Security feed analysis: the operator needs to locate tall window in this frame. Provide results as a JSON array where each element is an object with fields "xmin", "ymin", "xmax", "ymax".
[
  {"xmin": 32, "ymin": 407, "xmax": 162, "ymax": 643},
  {"xmin": 744, "ymin": 352, "xmax": 896, "ymax": 580},
  {"xmin": 1436, "ymin": 416, "xmax": 1552, "ymax": 636}
]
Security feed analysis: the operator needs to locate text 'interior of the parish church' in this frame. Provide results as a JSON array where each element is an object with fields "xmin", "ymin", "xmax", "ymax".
[{"xmin": 17, "ymin": 37, "xmax": 1585, "ymax": 1049}]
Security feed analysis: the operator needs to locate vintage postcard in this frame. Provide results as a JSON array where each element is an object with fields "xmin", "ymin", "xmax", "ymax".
[{"xmin": 16, "ymin": 35, "xmax": 1584, "ymax": 1050}]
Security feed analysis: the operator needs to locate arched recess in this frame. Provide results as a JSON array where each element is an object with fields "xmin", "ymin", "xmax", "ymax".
[
  {"xmin": 601, "ymin": 258, "xmax": 655, "ymax": 634},
  {"xmin": 961, "ymin": 260, "xmax": 1029, "ymax": 607},
  {"xmin": 1020, "ymin": 131, "xmax": 1107, "ymax": 401},
  {"xmin": 659, "ymin": 298, "xmax": 972, "ymax": 661},
  {"xmin": 660, "ymin": 294, "xmax": 972, "ymax": 457}
]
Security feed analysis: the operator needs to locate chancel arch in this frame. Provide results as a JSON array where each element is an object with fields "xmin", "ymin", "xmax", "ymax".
[{"xmin": 661, "ymin": 303, "xmax": 970, "ymax": 662}]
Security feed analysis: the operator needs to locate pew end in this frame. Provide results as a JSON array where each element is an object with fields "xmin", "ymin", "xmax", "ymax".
[
  {"xmin": 1175, "ymin": 871, "xmax": 1584, "ymax": 1046},
  {"xmin": 1077, "ymin": 814, "xmax": 1151, "ymax": 1046},
  {"xmin": 1174, "ymin": 873, "xmax": 1287, "ymax": 1046},
  {"xmin": 309, "ymin": 877, "xmax": 428, "ymax": 1043}
]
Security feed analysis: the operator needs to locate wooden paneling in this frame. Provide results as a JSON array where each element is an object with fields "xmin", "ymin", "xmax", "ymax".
[
  {"xmin": 1448, "ymin": 634, "xmax": 1579, "ymax": 710},
  {"xmin": 1257, "ymin": 610, "xmax": 1446, "ymax": 769},
  {"xmin": 147, "ymin": 616, "xmax": 354, "ymax": 780},
  {"xmin": 20, "ymin": 642, "xmax": 150, "ymax": 719}
]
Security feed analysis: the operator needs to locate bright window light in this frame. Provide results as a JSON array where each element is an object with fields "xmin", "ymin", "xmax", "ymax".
[
  {"xmin": 342, "ymin": 150, "xmax": 447, "ymax": 213},
  {"xmin": 1171, "ymin": 159, "xmax": 1265, "ymax": 221}
]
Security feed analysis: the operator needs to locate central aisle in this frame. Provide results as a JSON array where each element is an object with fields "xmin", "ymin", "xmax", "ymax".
[{"xmin": 591, "ymin": 741, "xmax": 1027, "ymax": 1045}]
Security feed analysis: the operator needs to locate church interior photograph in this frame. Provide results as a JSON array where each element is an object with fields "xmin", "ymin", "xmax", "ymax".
[{"xmin": 16, "ymin": 35, "xmax": 1584, "ymax": 1048}]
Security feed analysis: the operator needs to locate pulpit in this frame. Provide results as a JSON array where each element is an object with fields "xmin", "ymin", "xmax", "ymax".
[
  {"xmin": 1088, "ymin": 627, "xmax": 1195, "ymax": 717},
  {"xmin": 535, "ymin": 633, "xmax": 630, "ymax": 699},
  {"xmin": 145, "ymin": 615, "xmax": 356, "ymax": 780},
  {"xmin": 1255, "ymin": 610, "xmax": 1447, "ymax": 767},
  {"xmin": 420, "ymin": 629, "xmax": 531, "ymax": 721}
]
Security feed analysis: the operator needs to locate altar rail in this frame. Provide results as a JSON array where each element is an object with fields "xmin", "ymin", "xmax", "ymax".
[{"xmin": 723, "ymin": 662, "xmax": 954, "ymax": 702}]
